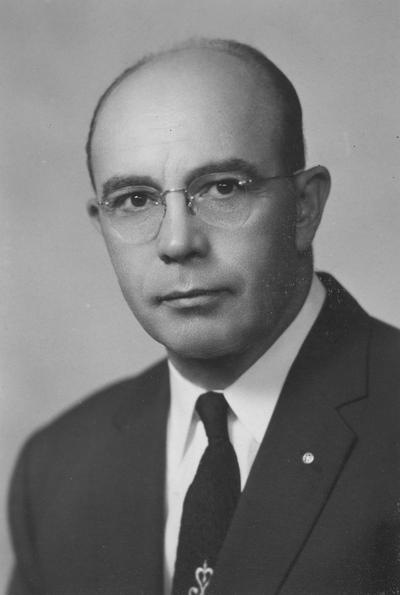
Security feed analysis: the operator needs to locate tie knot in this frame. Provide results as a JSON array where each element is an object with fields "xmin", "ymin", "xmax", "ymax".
[{"xmin": 196, "ymin": 392, "xmax": 229, "ymax": 443}]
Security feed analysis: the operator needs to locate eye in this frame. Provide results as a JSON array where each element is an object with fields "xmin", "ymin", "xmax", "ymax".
[
  {"xmin": 125, "ymin": 191, "xmax": 150, "ymax": 208},
  {"xmin": 214, "ymin": 179, "xmax": 238, "ymax": 195},
  {"xmin": 201, "ymin": 177, "xmax": 245, "ymax": 200},
  {"xmin": 104, "ymin": 188, "xmax": 159, "ymax": 214}
]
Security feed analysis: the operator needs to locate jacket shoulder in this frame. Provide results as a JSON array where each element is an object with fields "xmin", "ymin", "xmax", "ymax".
[
  {"xmin": 20, "ymin": 358, "xmax": 169, "ymax": 460},
  {"xmin": 369, "ymin": 316, "xmax": 400, "ymax": 352}
]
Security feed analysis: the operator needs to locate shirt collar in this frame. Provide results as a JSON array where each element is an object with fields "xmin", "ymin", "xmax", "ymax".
[{"xmin": 168, "ymin": 274, "xmax": 326, "ymax": 462}]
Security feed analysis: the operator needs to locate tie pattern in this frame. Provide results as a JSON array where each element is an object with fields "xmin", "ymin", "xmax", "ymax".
[{"xmin": 172, "ymin": 392, "xmax": 241, "ymax": 595}]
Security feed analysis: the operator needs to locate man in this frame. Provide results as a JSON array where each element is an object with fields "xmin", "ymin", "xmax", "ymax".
[{"xmin": 8, "ymin": 39, "xmax": 400, "ymax": 594}]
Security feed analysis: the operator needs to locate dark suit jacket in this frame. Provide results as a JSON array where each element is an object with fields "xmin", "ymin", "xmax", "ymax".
[{"xmin": 7, "ymin": 274, "xmax": 400, "ymax": 594}]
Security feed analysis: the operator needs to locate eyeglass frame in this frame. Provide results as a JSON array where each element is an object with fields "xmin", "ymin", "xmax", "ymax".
[{"xmin": 96, "ymin": 168, "xmax": 305, "ymax": 213}]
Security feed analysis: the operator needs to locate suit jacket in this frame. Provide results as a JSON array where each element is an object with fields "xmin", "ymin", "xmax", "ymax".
[{"xmin": 7, "ymin": 274, "xmax": 400, "ymax": 595}]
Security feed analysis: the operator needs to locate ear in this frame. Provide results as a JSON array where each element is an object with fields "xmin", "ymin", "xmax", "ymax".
[
  {"xmin": 86, "ymin": 198, "xmax": 103, "ymax": 234},
  {"xmin": 293, "ymin": 165, "xmax": 331, "ymax": 253}
]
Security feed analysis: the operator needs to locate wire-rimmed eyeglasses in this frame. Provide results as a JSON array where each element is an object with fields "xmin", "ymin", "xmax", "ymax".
[{"xmin": 96, "ymin": 170, "xmax": 300, "ymax": 244}]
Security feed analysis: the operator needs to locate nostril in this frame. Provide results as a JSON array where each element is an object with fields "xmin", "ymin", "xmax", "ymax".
[
  {"xmin": 157, "ymin": 219, "xmax": 209, "ymax": 264},
  {"xmin": 160, "ymin": 253, "xmax": 174, "ymax": 265}
]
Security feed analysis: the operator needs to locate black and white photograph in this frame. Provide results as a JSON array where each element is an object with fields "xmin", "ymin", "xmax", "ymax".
[{"xmin": 1, "ymin": 1, "xmax": 399, "ymax": 593}]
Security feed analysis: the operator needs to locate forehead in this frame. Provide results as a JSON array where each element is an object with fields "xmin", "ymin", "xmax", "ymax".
[{"xmin": 91, "ymin": 49, "xmax": 283, "ymax": 186}]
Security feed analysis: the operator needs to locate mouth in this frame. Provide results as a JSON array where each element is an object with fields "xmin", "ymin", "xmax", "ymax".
[{"xmin": 160, "ymin": 288, "xmax": 226, "ymax": 308}]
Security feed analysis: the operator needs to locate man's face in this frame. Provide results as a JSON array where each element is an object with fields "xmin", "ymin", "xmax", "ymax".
[{"xmin": 90, "ymin": 50, "xmax": 303, "ymax": 360}]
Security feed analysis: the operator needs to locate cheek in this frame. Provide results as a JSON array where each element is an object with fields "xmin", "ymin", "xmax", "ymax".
[
  {"xmin": 101, "ymin": 232, "xmax": 151, "ymax": 307},
  {"xmin": 227, "ymin": 203, "xmax": 297, "ymax": 291}
]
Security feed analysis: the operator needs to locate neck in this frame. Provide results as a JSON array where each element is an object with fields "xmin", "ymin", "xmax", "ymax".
[{"xmin": 167, "ymin": 267, "xmax": 314, "ymax": 390}]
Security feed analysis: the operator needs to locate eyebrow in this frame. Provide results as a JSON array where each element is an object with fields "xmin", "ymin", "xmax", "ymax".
[
  {"xmin": 183, "ymin": 159, "xmax": 262, "ymax": 185},
  {"xmin": 102, "ymin": 175, "xmax": 161, "ymax": 199},
  {"xmin": 101, "ymin": 158, "xmax": 262, "ymax": 199}
]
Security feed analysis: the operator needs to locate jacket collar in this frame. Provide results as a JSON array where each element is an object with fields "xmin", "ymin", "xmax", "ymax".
[{"xmin": 109, "ymin": 361, "xmax": 170, "ymax": 594}]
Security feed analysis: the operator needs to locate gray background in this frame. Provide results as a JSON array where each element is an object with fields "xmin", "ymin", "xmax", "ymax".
[{"xmin": 1, "ymin": 0, "xmax": 399, "ymax": 588}]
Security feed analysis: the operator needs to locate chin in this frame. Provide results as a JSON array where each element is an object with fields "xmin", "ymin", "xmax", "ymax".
[
  {"xmin": 153, "ymin": 322, "xmax": 256, "ymax": 360},
  {"xmin": 168, "ymin": 342, "xmax": 234, "ymax": 360}
]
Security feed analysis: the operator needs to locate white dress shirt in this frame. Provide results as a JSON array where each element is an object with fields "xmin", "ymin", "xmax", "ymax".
[{"xmin": 164, "ymin": 275, "xmax": 326, "ymax": 592}]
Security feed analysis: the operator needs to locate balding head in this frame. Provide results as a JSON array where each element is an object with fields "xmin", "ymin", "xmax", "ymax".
[{"xmin": 86, "ymin": 39, "xmax": 305, "ymax": 190}]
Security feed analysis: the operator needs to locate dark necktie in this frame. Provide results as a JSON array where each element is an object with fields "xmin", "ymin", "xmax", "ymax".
[{"xmin": 172, "ymin": 392, "xmax": 241, "ymax": 595}]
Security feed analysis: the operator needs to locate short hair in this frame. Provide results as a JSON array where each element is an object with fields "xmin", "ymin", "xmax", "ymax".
[{"xmin": 85, "ymin": 38, "xmax": 305, "ymax": 190}]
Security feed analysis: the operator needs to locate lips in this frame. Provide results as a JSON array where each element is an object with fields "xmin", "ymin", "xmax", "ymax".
[
  {"xmin": 159, "ymin": 288, "xmax": 226, "ymax": 308},
  {"xmin": 162, "ymin": 289, "xmax": 220, "ymax": 301}
]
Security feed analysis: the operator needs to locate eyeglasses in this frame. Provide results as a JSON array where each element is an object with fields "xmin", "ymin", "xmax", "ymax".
[{"xmin": 97, "ymin": 170, "xmax": 299, "ymax": 244}]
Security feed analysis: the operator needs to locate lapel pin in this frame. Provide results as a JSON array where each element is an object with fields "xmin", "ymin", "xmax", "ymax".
[{"xmin": 302, "ymin": 452, "xmax": 315, "ymax": 464}]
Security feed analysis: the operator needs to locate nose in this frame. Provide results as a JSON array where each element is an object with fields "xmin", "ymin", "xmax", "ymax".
[{"xmin": 156, "ymin": 192, "xmax": 209, "ymax": 264}]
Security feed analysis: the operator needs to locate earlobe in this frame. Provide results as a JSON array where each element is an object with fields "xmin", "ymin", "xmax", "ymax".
[
  {"xmin": 294, "ymin": 165, "xmax": 331, "ymax": 253},
  {"xmin": 86, "ymin": 198, "xmax": 103, "ymax": 234}
]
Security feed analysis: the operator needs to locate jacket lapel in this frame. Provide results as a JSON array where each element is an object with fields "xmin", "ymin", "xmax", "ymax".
[
  {"xmin": 106, "ymin": 361, "xmax": 170, "ymax": 594},
  {"xmin": 210, "ymin": 274, "xmax": 371, "ymax": 594}
]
